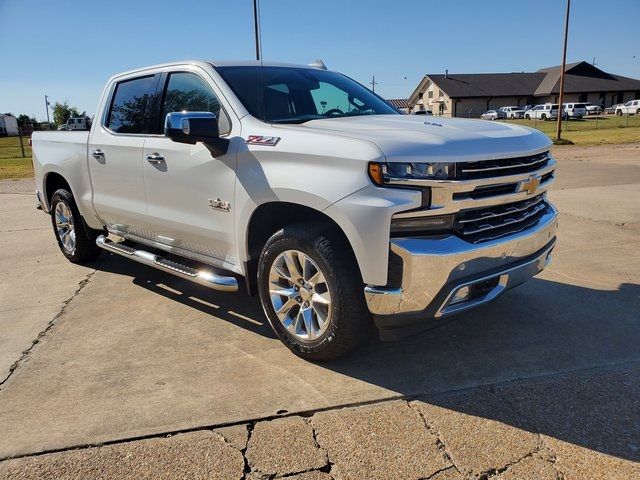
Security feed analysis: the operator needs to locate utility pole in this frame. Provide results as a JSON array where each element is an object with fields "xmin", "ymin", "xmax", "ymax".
[
  {"xmin": 370, "ymin": 76, "xmax": 378, "ymax": 92},
  {"xmin": 252, "ymin": 0, "xmax": 261, "ymax": 61},
  {"xmin": 44, "ymin": 94, "xmax": 51, "ymax": 124},
  {"xmin": 556, "ymin": 0, "xmax": 571, "ymax": 140}
]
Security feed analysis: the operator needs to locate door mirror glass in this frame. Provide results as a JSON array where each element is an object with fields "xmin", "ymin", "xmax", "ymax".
[{"xmin": 165, "ymin": 112, "xmax": 219, "ymax": 145}]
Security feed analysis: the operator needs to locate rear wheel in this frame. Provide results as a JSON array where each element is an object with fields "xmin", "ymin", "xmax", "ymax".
[
  {"xmin": 50, "ymin": 188, "xmax": 102, "ymax": 263},
  {"xmin": 541, "ymin": 114, "xmax": 547, "ymax": 121},
  {"xmin": 257, "ymin": 224, "xmax": 372, "ymax": 361},
  {"xmin": 525, "ymin": 114, "xmax": 530, "ymax": 120}
]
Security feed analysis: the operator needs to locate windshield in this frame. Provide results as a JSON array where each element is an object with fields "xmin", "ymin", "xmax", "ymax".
[{"xmin": 215, "ymin": 66, "xmax": 398, "ymax": 124}]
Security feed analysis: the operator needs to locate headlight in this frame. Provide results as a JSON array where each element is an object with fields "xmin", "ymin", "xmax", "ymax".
[{"xmin": 368, "ymin": 161, "xmax": 455, "ymax": 186}]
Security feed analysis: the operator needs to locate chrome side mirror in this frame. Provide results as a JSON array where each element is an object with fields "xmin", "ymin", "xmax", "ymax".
[{"xmin": 165, "ymin": 112, "xmax": 219, "ymax": 145}]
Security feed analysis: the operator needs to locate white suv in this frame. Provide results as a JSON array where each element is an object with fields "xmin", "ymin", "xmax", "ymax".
[
  {"xmin": 563, "ymin": 103, "xmax": 587, "ymax": 119},
  {"xmin": 524, "ymin": 104, "xmax": 559, "ymax": 121},
  {"xmin": 616, "ymin": 100, "xmax": 640, "ymax": 116},
  {"xmin": 499, "ymin": 106, "xmax": 525, "ymax": 119}
]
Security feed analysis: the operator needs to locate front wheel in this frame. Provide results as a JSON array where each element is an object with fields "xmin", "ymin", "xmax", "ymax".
[
  {"xmin": 541, "ymin": 114, "xmax": 547, "ymax": 121},
  {"xmin": 525, "ymin": 114, "xmax": 530, "ymax": 119},
  {"xmin": 616, "ymin": 110, "xmax": 623, "ymax": 116},
  {"xmin": 257, "ymin": 224, "xmax": 372, "ymax": 361},
  {"xmin": 50, "ymin": 188, "xmax": 102, "ymax": 263}
]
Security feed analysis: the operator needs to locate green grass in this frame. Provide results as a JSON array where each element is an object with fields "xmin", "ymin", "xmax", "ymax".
[
  {"xmin": 0, "ymin": 136, "xmax": 33, "ymax": 180},
  {"xmin": 502, "ymin": 114, "xmax": 640, "ymax": 145}
]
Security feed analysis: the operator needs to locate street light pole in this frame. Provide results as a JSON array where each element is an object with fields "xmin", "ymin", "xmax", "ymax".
[
  {"xmin": 253, "ymin": 0, "xmax": 261, "ymax": 61},
  {"xmin": 44, "ymin": 94, "xmax": 51, "ymax": 124},
  {"xmin": 556, "ymin": 0, "xmax": 571, "ymax": 140}
]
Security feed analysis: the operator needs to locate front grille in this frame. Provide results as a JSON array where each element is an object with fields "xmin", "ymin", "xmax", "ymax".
[
  {"xmin": 454, "ymin": 194, "xmax": 548, "ymax": 243},
  {"xmin": 455, "ymin": 152, "xmax": 550, "ymax": 180}
]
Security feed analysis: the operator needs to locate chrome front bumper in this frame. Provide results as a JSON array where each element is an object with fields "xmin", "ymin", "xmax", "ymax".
[{"xmin": 365, "ymin": 204, "xmax": 558, "ymax": 326}]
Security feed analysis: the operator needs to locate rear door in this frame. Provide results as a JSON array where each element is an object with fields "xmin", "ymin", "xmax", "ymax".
[
  {"xmin": 141, "ymin": 67, "xmax": 240, "ymax": 270},
  {"xmin": 88, "ymin": 74, "xmax": 160, "ymax": 236}
]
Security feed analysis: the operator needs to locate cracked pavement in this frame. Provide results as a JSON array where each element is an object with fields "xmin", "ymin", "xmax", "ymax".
[{"xmin": 0, "ymin": 143, "xmax": 639, "ymax": 479}]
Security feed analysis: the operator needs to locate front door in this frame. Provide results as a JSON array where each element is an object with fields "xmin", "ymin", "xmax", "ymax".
[
  {"xmin": 142, "ymin": 69, "xmax": 240, "ymax": 271},
  {"xmin": 88, "ymin": 74, "xmax": 160, "ymax": 235}
]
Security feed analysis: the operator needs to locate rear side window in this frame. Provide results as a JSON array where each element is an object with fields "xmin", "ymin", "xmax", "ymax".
[
  {"xmin": 160, "ymin": 72, "xmax": 230, "ymax": 135},
  {"xmin": 106, "ymin": 75, "xmax": 157, "ymax": 134}
]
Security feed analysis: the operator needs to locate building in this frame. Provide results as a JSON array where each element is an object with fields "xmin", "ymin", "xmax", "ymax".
[
  {"xmin": 0, "ymin": 114, "xmax": 19, "ymax": 136},
  {"xmin": 408, "ymin": 61, "xmax": 640, "ymax": 117},
  {"xmin": 386, "ymin": 98, "xmax": 411, "ymax": 113}
]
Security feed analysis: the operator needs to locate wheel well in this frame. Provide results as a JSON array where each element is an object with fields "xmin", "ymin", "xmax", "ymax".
[
  {"xmin": 244, "ymin": 202, "xmax": 358, "ymax": 295},
  {"xmin": 44, "ymin": 172, "xmax": 71, "ymax": 207}
]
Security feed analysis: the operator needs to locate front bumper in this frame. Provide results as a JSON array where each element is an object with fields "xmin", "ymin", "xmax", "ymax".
[{"xmin": 364, "ymin": 204, "xmax": 558, "ymax": 328}]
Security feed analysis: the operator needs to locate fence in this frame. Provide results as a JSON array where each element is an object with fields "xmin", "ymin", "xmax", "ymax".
[
  {"xmin": 454, "ymin": 110, "xmax": 640, "ymax": 132},
  {"xmin": 0, "ymin": 130, "xmax": 32, "ymax": 159}
]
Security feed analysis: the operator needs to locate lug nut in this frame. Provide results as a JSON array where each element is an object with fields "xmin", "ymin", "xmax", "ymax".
[
  {"xmin": 296, "ymin": 297, "xmax": 302, "ymax": 303},
  {"xmin": 294, "ymin": 285, "xmax": 300, "ymax": 291},
  {"xmin": 304, "ymin": 302, "xmax": 309, "ymax": 308}
]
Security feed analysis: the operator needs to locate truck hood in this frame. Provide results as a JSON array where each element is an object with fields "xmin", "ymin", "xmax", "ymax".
[{"xmin": 300, "ymin": 114, "xmax": 551, "ymax": 162}]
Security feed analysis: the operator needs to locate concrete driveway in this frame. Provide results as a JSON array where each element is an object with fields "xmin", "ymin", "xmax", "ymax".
[{"xmin": 0, "ymin": 143, "xmax": 638, "ymax": 479}]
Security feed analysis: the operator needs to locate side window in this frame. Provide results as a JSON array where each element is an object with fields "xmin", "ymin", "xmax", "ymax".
[
  {"xmin": 161, "ymin": 72, "xmax": 230, "ymax": 135},
  {"xmin": 107, "ymin": 75, "xmax": 157, "ymax": 134}
]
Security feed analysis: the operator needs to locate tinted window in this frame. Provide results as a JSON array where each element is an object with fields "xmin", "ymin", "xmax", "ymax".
[
  {"xmin": 161, "ymin": 72, "xmax": 230, "ymax": 134},
  {"xmin": 215, "ymin": 66, "xmax": 397, "ymax": 124},
  {"xmin": 107, "ymin": 75, "xmax": 157, "ymax": 134}
]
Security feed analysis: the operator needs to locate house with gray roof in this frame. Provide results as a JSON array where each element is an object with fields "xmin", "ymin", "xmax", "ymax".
[{"xmin": 408, "ymin": 61, "xmax": 640, "ymax": 117}]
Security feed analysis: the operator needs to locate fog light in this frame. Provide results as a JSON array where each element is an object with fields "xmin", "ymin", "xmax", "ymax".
[{"xmin": 450, "ymin": 286, "xmax": 470, "ymax": 305}]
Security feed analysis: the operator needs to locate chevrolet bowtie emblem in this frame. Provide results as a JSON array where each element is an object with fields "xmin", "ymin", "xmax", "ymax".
[{"xmin": 521, "ymin": 175, "xmax": 541, "ymax": 195}]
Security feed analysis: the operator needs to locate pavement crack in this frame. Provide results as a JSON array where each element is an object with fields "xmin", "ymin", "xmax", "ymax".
[
  {"xmin": 0, "ymin": 269, "xmax": 95, "ymax": 390},
  {"xmin": 409, "ymin": 401, "xmax": 460, "ymax": 475}
]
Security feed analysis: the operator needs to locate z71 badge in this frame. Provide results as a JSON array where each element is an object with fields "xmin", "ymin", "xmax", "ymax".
[{"xmin": 246, "ymin": 135, "xmax": 281, "ymax": 146}]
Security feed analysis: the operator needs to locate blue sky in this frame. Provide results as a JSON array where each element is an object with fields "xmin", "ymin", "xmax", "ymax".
[{"xmin": 1, "ymin": 0, "xmax": 638, "ymax": 120}]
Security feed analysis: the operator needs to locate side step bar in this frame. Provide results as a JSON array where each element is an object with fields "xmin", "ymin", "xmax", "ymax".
[{"xmin": 95, "ymin": 235, "xmax": 238, "ymax": 292}]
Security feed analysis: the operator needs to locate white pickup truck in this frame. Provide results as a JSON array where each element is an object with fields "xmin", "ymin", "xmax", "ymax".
[{"xmin": 32, "ymin": 60, "xmax": 558, "ymax": 360}]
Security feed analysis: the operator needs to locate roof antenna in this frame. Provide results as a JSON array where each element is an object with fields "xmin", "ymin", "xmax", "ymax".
[{"xmin": 309, "ymin": 59, "xmax": 327, "ymax": 70}]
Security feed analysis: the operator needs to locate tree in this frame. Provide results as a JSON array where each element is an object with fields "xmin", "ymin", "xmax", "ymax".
[
  {"xmin": 17, "ymin": 114, "xmax": 37, "ymax": 126},
  {"xmin": 52, "ymin": 101, "xmax": 81, "ymax": 126}
]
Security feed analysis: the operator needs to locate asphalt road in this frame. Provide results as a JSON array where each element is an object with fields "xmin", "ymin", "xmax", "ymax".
[{"xmin": 0, "ymin": 143, "xmax": 638, "ymax": 479}]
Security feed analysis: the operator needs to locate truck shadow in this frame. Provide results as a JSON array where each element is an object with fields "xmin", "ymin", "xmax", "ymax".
[{"xmin": 91, "ymin": 252, "xmax": 639, "ymax": 463}]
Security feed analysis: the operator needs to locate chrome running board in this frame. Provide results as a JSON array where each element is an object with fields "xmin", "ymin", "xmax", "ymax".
[{"xmin": 96, "ymin": 235, "xmax": 238, "ymax": 292}]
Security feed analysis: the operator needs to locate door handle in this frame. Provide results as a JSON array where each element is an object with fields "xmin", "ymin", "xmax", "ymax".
[
  {"xmin": 146, "ymin": 153, "xmax": 165, "ymax": 165},
  {"xmin": 91, "ymin": 149, "xmax": 105, "ymax": 159}
]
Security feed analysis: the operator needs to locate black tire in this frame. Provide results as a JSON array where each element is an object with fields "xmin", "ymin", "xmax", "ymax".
[
  {"xmin": 525, "ymin": 114, "xmax": 530, "ymax": 120},
  {"xmin": 50, "ymin": 188, "xmax": 102, "ymax": 263},
  {"xmin": 257, "ymin": 223, "xmax": 372, "ymax": 361},
  {"xmin": 541, "ymin": 114, "xmax": 547, "ymax": 121},
  {"xmin": 616, "ymin": 110, "xmax": 623, "ymax": 116}
]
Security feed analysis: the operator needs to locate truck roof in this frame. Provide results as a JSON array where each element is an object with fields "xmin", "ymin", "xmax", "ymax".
[{"xmin": 111, "ymin": 60, "xmax": 320, "ymax": 79}]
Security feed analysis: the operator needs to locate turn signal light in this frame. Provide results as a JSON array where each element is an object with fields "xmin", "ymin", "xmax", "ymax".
[{"xmin": 368, "ymin": 162, "xmax": 384, "ymax": 186}]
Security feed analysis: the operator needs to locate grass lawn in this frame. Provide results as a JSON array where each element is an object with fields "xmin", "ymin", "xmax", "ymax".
[
  {"xmin": 503, "ymin": 114, "xmax": 640, "ymax": 145},
  {"xmin": 0, "ymin": 136, "xmax": 33, "ymax": 180}
]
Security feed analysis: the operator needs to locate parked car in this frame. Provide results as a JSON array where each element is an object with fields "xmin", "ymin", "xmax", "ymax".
[
  {"xmin": 413, "ymin": 110, "xmax": 433, "ymax": 115},
  {"xmin": 584, "ymin": 103, "xmax": 603, "ymax": 115},
  {"xmin": 32, "ymin": 60, "xmax": 558, "ymax": 360},
  {"xmin": 524, "ymin": 104, "xmax": 560, "ymax": 121},
  {"xmin": 480, "ymin": 109, "xmax": 502, "ymax": 120},
  {"xmin": 616, "ymin": 100, "xmax": 640, "ymax": 115},
  {"xmin": 604, "ymin": 103, "xmax": 622, "ymax": 114},
  {"xmin": 498, "ymin": 106, "xmax": 525, "ymax": 119},
  {"xmin": 562, "ymin": 103, "xmax": 587, "ymax": 119}
]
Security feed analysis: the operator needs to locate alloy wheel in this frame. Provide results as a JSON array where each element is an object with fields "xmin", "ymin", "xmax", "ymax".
[
  {"xmin": 268, "ymin": 249, "xmax": 332, "ymax": 342},
  {"xmin": 54, "ymin": 201, "xmax": 76, "ymax": 254}
]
